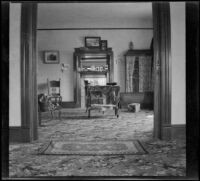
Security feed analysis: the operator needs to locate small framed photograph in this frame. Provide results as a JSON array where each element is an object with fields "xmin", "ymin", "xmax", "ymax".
[
  {"xmin": 85, "ymin": 37, "xmax": 101, "ymax": 48},
  {"xmin": 44, "ymin": 51, "xmax": 59, "ymax": 64},
  {"xmin": 101, "ymin": 40, "xmax": 108, "ymax": 50}
]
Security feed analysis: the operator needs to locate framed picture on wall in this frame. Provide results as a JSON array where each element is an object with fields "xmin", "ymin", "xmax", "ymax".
[
  {"xmin": 101, "ymin": 40, "xmax": 108, "ymax": 50},
  {"xmin": 85, "ymin": 37, "xmax": 101, "ymax": 48},
  {"xmin": 44, "ymin": 51, "xmax": 59, "ymax": 64}
]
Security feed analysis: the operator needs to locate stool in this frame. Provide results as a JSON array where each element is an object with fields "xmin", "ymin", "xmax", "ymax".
[{"xmin": 128, "ymin": 103, "xmax": 140, "ymax": 112}]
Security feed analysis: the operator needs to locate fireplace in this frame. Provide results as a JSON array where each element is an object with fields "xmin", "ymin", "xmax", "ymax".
[{"xmin": 73, "ymin": 48, "xmax": 114, "ymax": 107}]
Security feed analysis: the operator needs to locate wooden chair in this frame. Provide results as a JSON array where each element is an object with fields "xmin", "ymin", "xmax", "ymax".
[
  {"xmin": 47, "ymin": 78, "xmax": 63, "ymax": 118},
  {"xmin": 47, "ymin": 78, "xmax": 62, "ymax": 103},
  {"xmin": 38, "ymin": 93, "xmax": 62, "ymax": 126}
]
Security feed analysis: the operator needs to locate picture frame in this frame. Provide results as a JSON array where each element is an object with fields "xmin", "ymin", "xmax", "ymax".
[
  {"xmin": 44, "ymin": 51, "xmax": 59, "ymax": 64},
  {"xmin": 101, "ymin": 40, "xmax": 108, "ymax": 50},
  {"xmin": 85, "ymin": 37, "xmax": 101, "ymax": 48}
]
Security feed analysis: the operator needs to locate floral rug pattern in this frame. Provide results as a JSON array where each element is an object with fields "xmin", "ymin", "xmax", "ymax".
[{"xmin": 9, "ymin": 109, "xmax": 186, "ymax": 177}]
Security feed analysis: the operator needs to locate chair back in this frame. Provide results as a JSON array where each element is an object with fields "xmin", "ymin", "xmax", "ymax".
[{"xmin": 47, "ymin": 78, "xmax": 61, "ymax": 96}]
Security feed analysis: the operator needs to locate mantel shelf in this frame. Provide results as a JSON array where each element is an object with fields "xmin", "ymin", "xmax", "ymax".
[{"xmin": 74, "ymin": 47, "xmax": 113, "ymax": 55}]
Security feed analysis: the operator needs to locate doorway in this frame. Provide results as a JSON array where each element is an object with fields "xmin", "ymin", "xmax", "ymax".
[
  {"xmin": 36, "ymin": 2, "xmax": 155, "ymax": 139},
  {"xmin": 21, "ymin": 2, "xmax": 172, "ymax": 142}
]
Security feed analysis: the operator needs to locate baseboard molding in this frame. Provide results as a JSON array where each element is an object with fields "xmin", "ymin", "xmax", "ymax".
[
  {"xmin": 161, "ymin": 124, "xmax": 186, "ymax": 140},
  {"xmin": 120, "ymin": 92, "xmax": 153, "ymax": 109},
  {"xmin": 9, "ymin": 127, "xmax": 31, "ymax": 143},
  {"xmin": 171, "ymin": 124, "xmax": 186, "ymax": 140},
  {"xmin": 162, "ymin": 126, "xmax": 172, "ymax": 140}
]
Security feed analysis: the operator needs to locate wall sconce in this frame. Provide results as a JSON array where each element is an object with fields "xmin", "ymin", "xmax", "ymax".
[{"xmin": 61, "ymin": 63, "xmax": 69, "ymax": 72}]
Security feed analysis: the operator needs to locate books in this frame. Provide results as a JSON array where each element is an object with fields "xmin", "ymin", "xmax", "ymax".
[{"xmin": 81, "ymin": 65, "xmax": 108, "ymax": 72}]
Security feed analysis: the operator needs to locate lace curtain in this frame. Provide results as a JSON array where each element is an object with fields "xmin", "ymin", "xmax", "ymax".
[{"xmin": 126, "ymin": 55, "xmax": 153, "ymax": 92}]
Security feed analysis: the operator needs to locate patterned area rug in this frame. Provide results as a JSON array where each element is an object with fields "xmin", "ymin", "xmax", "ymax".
[{"xmin": 38, "ymin": 140, "xmax": 147, "ymax": 155}]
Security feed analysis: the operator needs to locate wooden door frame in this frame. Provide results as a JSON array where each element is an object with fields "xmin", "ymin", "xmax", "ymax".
[
  {"xmin": 152, "ymin": 2, "xmax": 172, "ymax": 140},
  {"xmin": 21, "ymin": 3, "xmax": 38, "ymax": 142},
  {"xmin": 15, "ymin": 2, "xmax": 172, "ymax": 142},
  {"xmin": 9, "ymin": 2, "xmax": 38, "ymax": 142}
]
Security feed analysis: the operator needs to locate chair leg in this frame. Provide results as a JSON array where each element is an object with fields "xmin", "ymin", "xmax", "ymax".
[
  {"xmin": 58, "ymin": 110, "xmax": 61, "ymax": 119},
  {"xmin": 88, "ymin": 109, "xmax": 91, "ymax": 118},
  {"xmin": 50, "ymin": 110, "xmax": 53, "ymax": 118},
  {"xmin": 115, "ymin": 107, "xmax": 119, "ymax": 118},
  {"xmin": 38, "ymin": 110, "xmax": 42, "ymax": 126}
]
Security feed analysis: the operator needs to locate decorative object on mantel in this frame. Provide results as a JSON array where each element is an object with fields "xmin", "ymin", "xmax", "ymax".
[
  {"xmin": 85, "ymin": 37, "xmax": 101, "ymax": 49},
  {"xmin": 101, "ymin": 40, "xmax": 108, "ymax": 50},
  {"xmin": 80, "ymin": 64, "xmax": 108, "ymax": 72},
  {"xmin": 129, "ymin": 41, "xmax": 134, "ymax": 50},
  {"xmin": 44, "ymin": 51, "xmax": 59, "ymax": 64}
]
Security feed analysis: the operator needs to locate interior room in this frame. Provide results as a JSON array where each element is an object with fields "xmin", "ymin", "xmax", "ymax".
[
  {"xmin": 36, "ymin": 2, "xmax": 154, "ymax": 137},
  {"xmin": 8, "ymin": 2, "xmax": 188, "ymax": 178}
]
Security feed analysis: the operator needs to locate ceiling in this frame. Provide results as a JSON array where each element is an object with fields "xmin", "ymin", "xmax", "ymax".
[{"xmin": 37, "ymin": 3, "xmax": 153, "ymax": 29}]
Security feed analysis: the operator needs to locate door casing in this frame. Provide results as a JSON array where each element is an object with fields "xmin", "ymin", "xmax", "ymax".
[{"xmin": 20, "ymin": 2, "xmax": 172, "ymax": 142}]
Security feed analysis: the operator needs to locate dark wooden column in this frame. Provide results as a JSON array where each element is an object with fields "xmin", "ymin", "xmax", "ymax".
[
  {"xmin": 108, "ymin": 51, "xmax": 114, "ymax": 82},
  {"xmin": 2, "ymin": 2, "xmax": 9, "ymax": 177},
  {"xmin": 153, "ymin": 2, "xmax": 172, "ymax": 140},
  {"xmin": 20, "ymin": 3, "xmax": 38, "ymax": 142},
  {"xmin": 186, "ymin": 2, "xmax": 199, "ymax": 178},
  {"xmin": 73, "ymin": 52, "xmax": 81, "ymax": 108}
]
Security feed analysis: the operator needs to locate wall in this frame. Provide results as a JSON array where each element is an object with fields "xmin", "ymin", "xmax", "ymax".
[
  {"xmin": 37, "ymin": 3, "xmax": 152, "ymax": 29},
  {"xmin": 37, "ymin": 30, "xmax": 153, "ymax": 101},
  {"xmin": 9, "ymin": 3, "xmax": 21, "ymax": 126},
  {"xmin": 37, "ymin": 3, "xmax": 153, "ymax": 102},
  {"xmin": 170, "ymin": 2, "xmax": 186, "ymax": 125}
]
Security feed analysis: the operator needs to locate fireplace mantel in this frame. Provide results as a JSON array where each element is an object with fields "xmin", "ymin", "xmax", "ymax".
[
  {"xmin": 73, "ymin": 47, "xmax": 114, "ymax": 107},
  {"xmin": 74, "ymin": 47, "xmax": 113, "ymax": 55},
  {"xmin": 79, "ymin": 71, "xmax": 108, "ymax": 75}
]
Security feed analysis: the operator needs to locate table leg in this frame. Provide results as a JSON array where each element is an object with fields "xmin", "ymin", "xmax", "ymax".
[
  {"xmin": 115, "ymin": 107, "xmax": 119, "ymax": 118},
  {"xmin": 88, "ymin": 109, "xmax": 91, "ymax": 118},
  {"xmin": 38, "ymin": 110, "xmax": 42, "ymax": 126},
  {"xmin": 50, "ymin": 110, "xmax": 53, "ymax": 118},
  {"xmin": 58, "ymin": 110, "xmax": 61, "ymax": 119}
]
